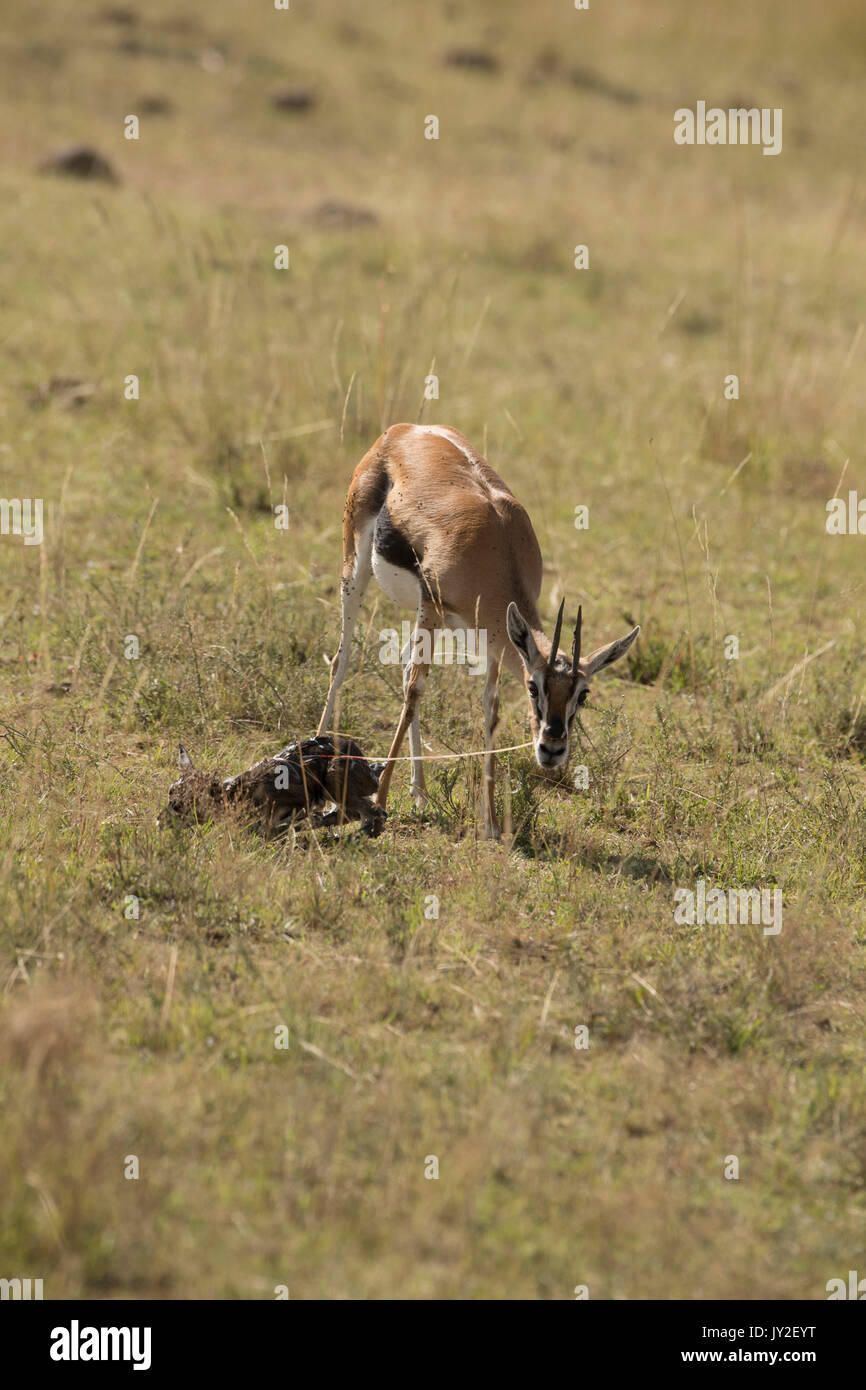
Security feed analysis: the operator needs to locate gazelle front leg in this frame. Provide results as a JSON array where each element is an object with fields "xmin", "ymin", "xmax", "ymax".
[
  {"xmin": 481, "ymin": 656, "xmax": 502, "ymax": 840},
  {"xmin": 376, "ymin": 601, "xmax": 434, "ymax": 811}
]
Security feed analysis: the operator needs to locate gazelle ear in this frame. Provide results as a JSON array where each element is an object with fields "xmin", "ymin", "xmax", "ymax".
[
  {"xmin": 506, "ymin": 602, "xmax": 540, "ymax": 669},
  {"xmin": 583, "ymin": 625, "xmax": 640, "ymax": 677},
  {"xmin": 178, "ymin": 743, "xmax": 195, "ymax": 770}
]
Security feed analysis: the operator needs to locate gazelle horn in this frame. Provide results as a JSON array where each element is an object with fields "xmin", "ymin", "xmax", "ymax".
[
  {"xmin": 572, "ymin": 604, "xmax": 582, "ymax": 674},
  {"xmin": 548, "ymin": 598, "xmax": 565, "ymax": 669}
]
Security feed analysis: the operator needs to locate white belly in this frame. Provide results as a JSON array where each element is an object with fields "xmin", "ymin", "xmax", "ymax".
[{"xmin": 372, "ymin": 549, "xmax": 421, "ymax": 609}]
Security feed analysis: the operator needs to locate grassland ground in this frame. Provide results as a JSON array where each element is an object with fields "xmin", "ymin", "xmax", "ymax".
[{"xmin": 1, "ymin": 0, "xmax": 865, "ymax": 1299}]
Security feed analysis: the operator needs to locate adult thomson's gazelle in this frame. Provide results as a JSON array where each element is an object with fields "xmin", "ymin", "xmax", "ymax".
[{"xmin": 318, "ymin": 423, "xmax": 639, "ymax": 839}]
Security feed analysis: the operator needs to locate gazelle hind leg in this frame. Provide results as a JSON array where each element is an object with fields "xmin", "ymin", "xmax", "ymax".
[
  {"xmin": 402, "ymin": 629, "xmax": 429, "ymax": 808},
  {"xmin": 376, "ymin": 599, "xmax": 435, "ymax": 810},
  {"xmin": 317, "ymin": 520, "xmax": 374, "ymax": 735}
]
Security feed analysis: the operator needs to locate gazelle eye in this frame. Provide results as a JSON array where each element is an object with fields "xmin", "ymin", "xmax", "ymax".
[
  {"xmin": 528, "ymin": 681, "xmax": 538, "ymax": 700},
  {"xmin": 577, "ymin": 689, "xmax": 588, "ymax": 706}
]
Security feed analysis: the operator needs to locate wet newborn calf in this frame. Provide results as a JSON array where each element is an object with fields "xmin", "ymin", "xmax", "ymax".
[{"xmin": 162, "ymin": 735, "xmax": 386, "ymax": 837}]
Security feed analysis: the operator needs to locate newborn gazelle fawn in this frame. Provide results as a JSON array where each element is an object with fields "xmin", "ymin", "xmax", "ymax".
[
  {"xmin": 319, "ymin": 423, "xmax": 639, "ymax": 839},
  {"xmin": 161, "ymin": 736, "xmax": 386, "ymax": 836}
]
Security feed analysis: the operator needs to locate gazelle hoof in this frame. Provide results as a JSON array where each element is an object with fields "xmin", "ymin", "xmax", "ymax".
[{"xmin": 363, "ymin": 806, "xmax": 387, "ymax": 837}]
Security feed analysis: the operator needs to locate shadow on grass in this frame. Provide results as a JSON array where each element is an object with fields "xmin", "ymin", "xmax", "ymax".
[{"xmin": 513, "ymin": 831, "xmax": 673, "ymax": 885}]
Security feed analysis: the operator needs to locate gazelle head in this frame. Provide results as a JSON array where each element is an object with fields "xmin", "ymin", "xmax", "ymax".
[
  {"xmin": 159, "ymin": 744, "xmax": 226, "ymax": 827},
  {"xmin": 506, "ymin": 600, "xmax": 640, "ymax": 771}
]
